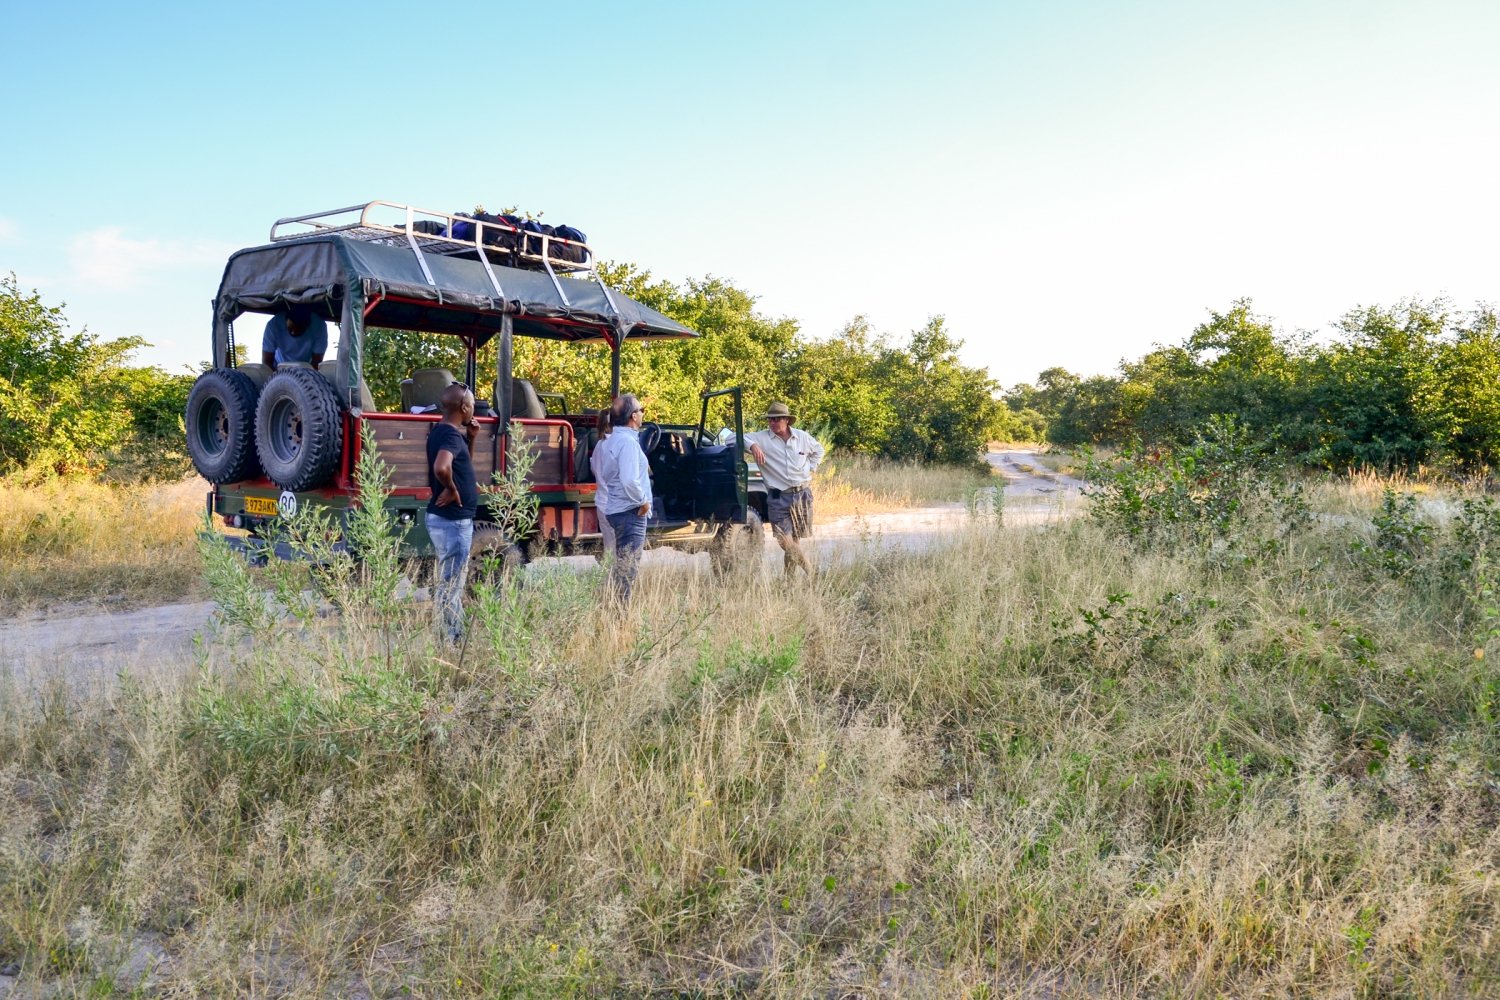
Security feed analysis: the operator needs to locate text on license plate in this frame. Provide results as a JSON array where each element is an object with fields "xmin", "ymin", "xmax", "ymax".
[{"xmin": 243, "ymin": 496, "xmax": 278, "ymax": 517}]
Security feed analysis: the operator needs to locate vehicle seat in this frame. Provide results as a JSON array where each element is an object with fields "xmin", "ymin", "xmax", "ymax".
[
  {"xmin": 508, "ymin": 378, "xmax": 548, "ymax": 419},
  {"xmin": 237, "ymin": 363, "xmax": 272, "ymax": 389},
  {"xmin": 401, "ymin": 368, "xmax": 455, "ymax": 413},
  {"xmin": 574, "ymin": 424, "xmax": 600, "ymax": 481},
  {"xmin": 318, "ymin": 360, "xmax": 376, "ymax": 411}
]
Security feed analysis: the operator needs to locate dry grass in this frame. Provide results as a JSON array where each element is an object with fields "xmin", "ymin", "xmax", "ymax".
[
  {"xmin": 0, "ymin": 476, "xmax": 206, "ymax": 612},
  {"xmin": 3, "ymin": 487, "xmax": 1498, "ymax": 996},
  {"xmin": 815, "ymin": 453, "xmax": 994, "ymax": 518}
]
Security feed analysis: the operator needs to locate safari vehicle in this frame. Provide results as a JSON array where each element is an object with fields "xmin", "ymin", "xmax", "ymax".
[{"xmin": 185, "ymin": 200, "xmax": 766, "ymax": 569}]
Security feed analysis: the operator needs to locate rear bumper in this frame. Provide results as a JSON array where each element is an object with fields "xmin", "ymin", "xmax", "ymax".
[{"xmin": 201, "ymin": 531, "xmax": 349, "ymax": 565}]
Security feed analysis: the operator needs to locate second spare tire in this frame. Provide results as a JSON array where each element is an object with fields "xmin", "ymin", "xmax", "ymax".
[
  {"xmin": 255, "ymin": 367, "xmax": 344, "ymax": 492},
  {"xmin": 185, "ymin": 367, "xmax": 262, "ymax": 484}
]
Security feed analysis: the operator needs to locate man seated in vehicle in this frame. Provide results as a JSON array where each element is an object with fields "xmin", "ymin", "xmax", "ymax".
[{"xmin": 261, "ymin": 304, "xmax": 328, "ymax": 371}]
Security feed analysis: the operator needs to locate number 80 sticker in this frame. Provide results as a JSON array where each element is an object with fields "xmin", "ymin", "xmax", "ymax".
[{"xmin": 277, "ymin": 490, "xmax": 298, "ymax": 519}]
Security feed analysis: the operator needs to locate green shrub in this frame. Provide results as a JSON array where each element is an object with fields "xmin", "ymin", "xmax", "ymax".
[
  {"xmin": 1358, "ymin": 488, "xmax": 1431, "ymax": 578},
  {"xmin": 1083, "ymin": 416, "xmax": 1310, "ymax": 553}
]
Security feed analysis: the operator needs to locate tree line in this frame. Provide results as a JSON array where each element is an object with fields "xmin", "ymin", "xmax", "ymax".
[
  {"xmin": 20, "ymin": 255, "xmax": 1484, "ymax": 482},
  {"xmin": 1002, "ymin": 298, "xmax": 1500, "ymax": 472}
]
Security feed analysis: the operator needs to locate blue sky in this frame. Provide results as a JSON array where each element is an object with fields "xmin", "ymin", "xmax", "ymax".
[{"xmin": 2, "ymin": 0, "xmax": 1496, "ymax": 389}]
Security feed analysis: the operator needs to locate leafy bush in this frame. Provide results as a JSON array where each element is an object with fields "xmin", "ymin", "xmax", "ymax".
[{"xmin": 1083, "ymin": 416, "xmax": 1310, "ymax": 552}]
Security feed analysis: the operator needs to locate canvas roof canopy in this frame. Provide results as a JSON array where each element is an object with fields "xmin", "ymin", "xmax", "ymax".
[{"xmin": 211, "ymin": 235, "xmax": 697, "ymax": 374}]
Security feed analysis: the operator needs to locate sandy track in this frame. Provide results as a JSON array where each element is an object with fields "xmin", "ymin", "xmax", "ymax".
[{"xmin": 0, "ymin": 452, "xmax": 1083, "ymax": 683}]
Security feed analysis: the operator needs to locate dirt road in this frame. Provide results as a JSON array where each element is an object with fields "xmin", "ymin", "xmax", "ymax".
[{"xmin": 0, "ymin": 452, "xmax": 1083, "ymax": 684}]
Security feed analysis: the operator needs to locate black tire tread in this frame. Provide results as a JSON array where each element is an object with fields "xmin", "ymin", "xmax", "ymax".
[
  {"xmin": 254, "ymin": 367, "xmax": 344, "ymax": 492},
  {"xmin": 185, "ymin": 368, "xmax": 262, "ymax": 484}
]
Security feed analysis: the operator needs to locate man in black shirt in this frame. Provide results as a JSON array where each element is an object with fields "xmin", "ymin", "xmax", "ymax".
[{"xmin": 426, "ymin": 382, "xmax": 479, "ymax": 642}]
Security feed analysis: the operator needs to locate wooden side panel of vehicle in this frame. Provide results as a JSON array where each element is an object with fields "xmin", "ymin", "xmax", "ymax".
[
  {"xmin": 359, "ymin": 414, "xmax": 572, "ymax": 493},
  {"xmin": 512, "ymin": 422, "xmax": 570, "ymax": 484}
]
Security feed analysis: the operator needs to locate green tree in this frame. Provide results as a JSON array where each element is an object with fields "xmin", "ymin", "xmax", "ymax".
[
  {"xmin": 1033, "ymin": 367, "xmax": 1082, "ymax": 421},
  {"xmin": 874, "ymin": 316, "xmax": 1002, "ymax": 466},
  {"xmin": 1306, "ymin": 300, "xmax": 1445, "ymax": 471},
  {"xmin": 0, "ymin": 274, "xmax": 181, "ymax": 478},
  {"xmin": 1430, "ymin": 307, "xmax": 1500, "ymax": 471},
  {"xmin": 1112, "ymin": 301, "xmax": 1306, "ymax": 449},
  {"xmin": 1047, "ymin": 374, "xmax": 1128, "ymax": 447},
  {"xmin": 783, "ymin": 317, "xmax": 898, "ymax": 452}
]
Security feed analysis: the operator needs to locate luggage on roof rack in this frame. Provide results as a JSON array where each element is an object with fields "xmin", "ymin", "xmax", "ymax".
[{"xmin": 269, "ymin": 200, "xmax": 593, "ymax": 275}]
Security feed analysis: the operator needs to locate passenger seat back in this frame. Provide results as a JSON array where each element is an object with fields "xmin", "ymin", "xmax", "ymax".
[
  {"xmin": 237, "ymin": 363, "xmax": 272, "ymax": 389},
  {"xmin": 499, "ymin": 377, "xmax": 548, "ymax": 420},
  {"xmin": 401, "ymin": 368, "xmax": 456, "ymax": 412},
  {"xmin": 318, "ymin": 360, "xmax": 376, "ymax": 411}
]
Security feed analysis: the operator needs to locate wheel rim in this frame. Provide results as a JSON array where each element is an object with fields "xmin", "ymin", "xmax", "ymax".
[
  {"xmin": 196, "ymin": 398, "xmax": 228, "ymax": 458},
  {"xmin": 268, "ymin": 396, "xmax": 303, "ymax": 464}
]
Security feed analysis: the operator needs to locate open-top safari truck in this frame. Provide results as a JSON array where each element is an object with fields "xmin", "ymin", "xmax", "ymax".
[{"xmin": 186, "ymin": 200, "xmax": 766, "ymax": 569}]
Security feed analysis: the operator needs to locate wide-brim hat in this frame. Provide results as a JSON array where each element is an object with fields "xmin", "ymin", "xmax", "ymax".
[{"xmin": 764, "ymin": 401, "xmax": 794, "ymax": 420}]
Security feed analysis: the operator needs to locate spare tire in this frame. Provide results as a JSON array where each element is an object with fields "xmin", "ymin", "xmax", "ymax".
[
  {"xmin": 185, "ymin": 368, "xmax": 262, "ymax": 484},
  {"xmin": 254, "ymin": 367, "xmax": 344, "ymax": 492}
]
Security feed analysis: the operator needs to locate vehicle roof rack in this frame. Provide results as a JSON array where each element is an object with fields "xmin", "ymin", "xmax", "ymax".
[{"xmin": 269, "ymin": 200, "xmax": 601, "ymax": 307}]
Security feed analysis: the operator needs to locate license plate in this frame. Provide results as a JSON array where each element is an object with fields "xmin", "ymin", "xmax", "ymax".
[{"xmin": 243, "ymin": 496, "xmax": 278, "ymax": 517}]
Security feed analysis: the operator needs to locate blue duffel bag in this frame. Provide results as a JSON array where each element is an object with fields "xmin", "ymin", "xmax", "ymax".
[
  {"xmin": 521, "ymin": 219, "xmax": 557, "ymax": 256},
  {"xmin": 552, "ymin": 224, "xmax": 589, "ymax": 264}
]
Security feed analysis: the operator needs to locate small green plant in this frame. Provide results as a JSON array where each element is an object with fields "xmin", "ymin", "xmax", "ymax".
[
  {"xmin": 1203, "ymin": 739, "xmax": 1252, "ymax": 810},
  {"xmin": 1345, "ymin": 905, "xmax": 1380, "ymax": 972},
  {"xmin": 334, "ymin": 424, "xmax": 409, "ymax": 616},
  {"xmin": 1359, "ymin": 488, "xmax": 1430, "ymax": 578},
  {"xmin": 464, "ymin": 424, "xmax": 547, "ymax": 657},
  {"xmin": 198, "ymin": 514, "xmax": 278, "ymax": 634},
  {"xmin": 194, "ymin": 660, "xmax": 438, "ymax": 785},
  {"xmin": 1050, "ymin": 590, "xmax": 1223, "ymax": 667},
  {"xmin": 686, "ymin": 636, "xmax": 803, "ymax": 696},
  {"xmin": 275, "ymin": 425, "xmax": 409, "ymax": 621},
  {"xmin": 480, "ymin": 421, "xmax": 543, "ymax": 547}
]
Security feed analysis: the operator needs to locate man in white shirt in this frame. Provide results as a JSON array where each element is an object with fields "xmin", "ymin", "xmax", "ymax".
[
  {"xmin": 590, "ymin": 393, "xmax": 653, "ymax": 602},
  {"xmin": 742, "ymin": 401, "xmax": 824, "ymax": 577}
]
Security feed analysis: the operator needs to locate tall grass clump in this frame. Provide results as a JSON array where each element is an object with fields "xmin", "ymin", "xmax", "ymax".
[
  {"xmin": 0, "ymin": 475, "xmax": 205, "ymax": 610},
  {"xmin": 3, "ymin": 438, "xmax": 1498, "ymax": 995}
]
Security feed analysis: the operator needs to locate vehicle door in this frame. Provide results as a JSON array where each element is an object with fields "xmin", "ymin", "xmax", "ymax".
[{"xmin": 693, "ymin": 387, "xmax": 749, "ymax": 521}]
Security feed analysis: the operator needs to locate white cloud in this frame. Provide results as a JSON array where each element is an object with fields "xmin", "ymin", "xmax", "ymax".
[{"xmin": 67, "ymin": 227, "xmax": 231, "ymax": 291}]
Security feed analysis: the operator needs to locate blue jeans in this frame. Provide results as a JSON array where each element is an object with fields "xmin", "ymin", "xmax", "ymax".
[
  {"xmin": 605, "ymin": 510, "xmax": 647, "ymax": 603},
  {"xmin": 425, "ymin": 512, "xmax": 473, "ymax": 641}
]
